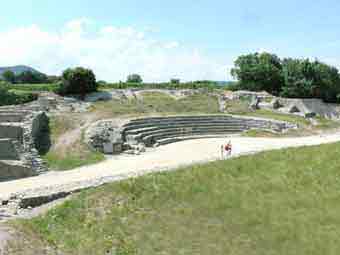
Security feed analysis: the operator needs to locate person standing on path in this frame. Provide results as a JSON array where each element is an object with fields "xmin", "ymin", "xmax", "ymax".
[{"xmin": 221, "ymin": 140, "xmax": 232, "ymax": 159}]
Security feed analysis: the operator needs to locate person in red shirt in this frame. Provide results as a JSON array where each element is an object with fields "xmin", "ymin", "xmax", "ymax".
[{"xmin": 221, "ymin": 140, "xmax": 232, "ymax": 158}]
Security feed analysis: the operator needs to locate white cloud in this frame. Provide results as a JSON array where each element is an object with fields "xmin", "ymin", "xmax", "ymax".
[{"xmin": 0, "ymin": 19, "xmax": 229, "ymax": 82}]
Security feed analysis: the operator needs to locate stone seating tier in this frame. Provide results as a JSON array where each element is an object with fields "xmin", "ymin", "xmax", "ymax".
[{"xmin": 121, "ymin": 115, "xmax": 289, "ymax": 147}]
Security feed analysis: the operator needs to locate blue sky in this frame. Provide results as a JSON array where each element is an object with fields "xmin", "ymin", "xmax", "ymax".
[{"xmin": 0, "ymin": 0, "xmax": 339, "ymax": 81}]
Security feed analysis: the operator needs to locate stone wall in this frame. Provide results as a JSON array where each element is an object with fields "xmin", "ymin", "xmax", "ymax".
[
  {"xmin": 0, "ymin": 108, "xmax": 49, "ymax": 180},
  {"xmin": 0, "ymin": 125, "xmax": 23, "ymax": 142},
  {"xmin": 0, "ymin": 139, "xmax": 20, "ymax": 160},
  {"xmin": 0, "ymin": 161, "xmax": 33, "ymax": 181}
]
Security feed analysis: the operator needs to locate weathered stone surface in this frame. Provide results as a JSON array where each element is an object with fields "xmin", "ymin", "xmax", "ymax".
[
  {"xmin": 103, "ymin": 143, "xmax": 114, "ymax": 154},
  {"xmin": 0, "ymin": 108, "xmax": 50, "ymax": 180},
  {"xmin": 85, "ymin": 91, "xmax": 113, "ymax": 102},
  {"xmin": 85, "ymin": 120, "xmax": 124, "ymax": 154},
  {"xmin": 0, "ymin": 161, "xmax": 34, "ymax": 181},
  {"xmin": 0, "ymin": 139, "xmax": 20, "ymax": 160},
  {"xmin": 0, "ymin": 125, "xmax": 23, "ymax": 142},
  {"xmin": 288, "ymin": 105, "xmax": 301, "ymax": 113},
  {"xmin": 249, "ymin": 97, "xmax": 260, "ymax": 110},
  {"xmin": 31, "ymin": 112, "xmax": 51, "ymax": 154},
  {"xmin": 271, "ymin": 98, "xmax": 283, "ymax": 109},
  {"xmin": 277, "ymin": 98, "xmax": 340, "ymax": 119}
]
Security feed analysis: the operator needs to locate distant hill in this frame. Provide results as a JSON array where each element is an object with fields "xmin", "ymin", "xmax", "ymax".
[
  {"xmin": 0, "ymin": 65, "xmax": 42, "ymax": 77},
  {"xmin": 215, "ymin": 81, "xmax": 236, "ymax": 86}
]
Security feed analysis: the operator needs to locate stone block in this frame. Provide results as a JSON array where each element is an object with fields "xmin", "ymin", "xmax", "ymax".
[
  {"xmin": 0, "ymin": 125, "xmax": 23, "ymax": 143},
  {"xmin": 0, "ymin": 139, "xmax": 20, "ymax": 160},
  {"xmin": 0, "ymin": 161, "xmax": 33, "ymax": 181},
  {"xmin": 103, "ymin": 142, "xmax": 114, "ymax": 154}
]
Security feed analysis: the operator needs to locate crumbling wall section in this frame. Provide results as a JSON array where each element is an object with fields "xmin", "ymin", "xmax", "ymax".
[{"xmin": 21, "ymin": 112, "xmax": 49, "ymax": 174}]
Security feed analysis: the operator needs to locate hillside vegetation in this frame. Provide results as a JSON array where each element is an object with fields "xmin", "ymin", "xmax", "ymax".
[
  {"xmin": 231, "ymin": 52, "xmax": 340, "ymax": 102},
  {"xmin": 8, "ymin": 142, "xmax": 340, "ymax": 254},
  {"xmin": 0, "ymin": 82, "xmax": 38, "ymax": 106}
]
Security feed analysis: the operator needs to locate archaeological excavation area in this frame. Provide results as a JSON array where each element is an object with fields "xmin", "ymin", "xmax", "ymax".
[{"xmin": 86, "ymin": 114, "xmax": 295, "ymax": 155}]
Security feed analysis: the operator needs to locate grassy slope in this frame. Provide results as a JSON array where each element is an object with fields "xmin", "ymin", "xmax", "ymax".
[
  {"xmin": 9, "ymin": 142, "xmax": 340, "ymax": 254},
  {"xmin": 42, "ymin": 115, "xmax": 104, "ymax": 171},
  {"xmin": 90, "ymin": 92, "xmax": 220, "ymax": 117}
]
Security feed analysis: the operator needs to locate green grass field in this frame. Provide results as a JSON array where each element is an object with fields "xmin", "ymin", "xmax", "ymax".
[
  {"xmin": 9, "ymin": 83, "xmax": 59, "ymax": 92},
  {"xmin": 90, "ymin": 92, "xmax": 220, "ymax": 117},
  {"xmin": 8, "ymin": 142, "xmax": 340, "ymax": 254}
]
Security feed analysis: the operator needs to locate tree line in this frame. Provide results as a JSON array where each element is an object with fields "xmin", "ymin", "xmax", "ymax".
[
  {"xmin": 2, "ymin": 70, "xmax": 51, "ymax": 84},
  {"xmin": 231, "ymin": 52, "xmax": 340, "ymax": 103}
]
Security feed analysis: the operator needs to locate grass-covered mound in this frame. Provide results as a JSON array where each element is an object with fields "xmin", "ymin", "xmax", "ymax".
[
  {"xmin": 90, "ymin": 91, "xmax": 220, "ymax": 116},
  {"xmin": 10, "ymin": 142, "xmax": 340, "ymax": 254}
]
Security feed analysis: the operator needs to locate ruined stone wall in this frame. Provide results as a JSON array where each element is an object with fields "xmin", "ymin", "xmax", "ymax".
[
  {"xmin": 0, "ymin": 109, "xmax": 49, "ymax": 180},
  {"xmin": 21, "ymin": 112, "xmax": 49, "ymax": 174}
]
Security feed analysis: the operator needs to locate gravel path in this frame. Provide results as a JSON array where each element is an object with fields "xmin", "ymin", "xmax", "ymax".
[{"xmin": 1, "ymin": 133, "xmax": 340, "ymax": 201}]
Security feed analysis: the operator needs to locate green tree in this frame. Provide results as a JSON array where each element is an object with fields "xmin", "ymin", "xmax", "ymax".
[
  {"xmin": 127, "ymin": 74, "xmax": 143, "ymax": 83},
  {"xmin": 231, "ymin": 52, "xmax": 284, "ymax": 95},
  {"xmin": 58, "ymin": 67, "xmax": 97, "ymax": 99},
  {"xmin": 16, "ymin": 71, "xmax": 48, "ymax": 84},
  {"xmin": 2, "ymin": 70, "xmax": 16, "ymax": 83},
  {"xmin": 170, "ymin": 78, "xmax": 180, "ymax": 84},
  {"xmin": 281, "ymin": 58, "xmax": 340, "ymax": 102}
]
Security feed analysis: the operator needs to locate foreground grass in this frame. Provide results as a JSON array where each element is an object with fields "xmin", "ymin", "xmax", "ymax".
[
  {"xmin": 43, "ymin": 146, "xmax": 104, "ymax": 171},
  {"xmin": 9, "ymin": 142, "xmax": 340, "ymax": 254}
]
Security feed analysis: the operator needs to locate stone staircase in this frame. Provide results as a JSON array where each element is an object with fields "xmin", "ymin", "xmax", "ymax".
[
  {"xmin": 0, "ymin": 107, "xmax": 49, "ymax": 181},
  {"xmin": 122, "ymin": 115, "xmax": 294, "ymax": 147}
]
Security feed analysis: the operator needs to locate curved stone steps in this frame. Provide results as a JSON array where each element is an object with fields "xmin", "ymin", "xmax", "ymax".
[
  {"xmin": 120, "ymin": 115, "xmax": 293, "ymax": 148},
  {"xmin": 156, "ymin": 134, "xmax": 235, "ymax": 146},
  {"xmin": 141, "ymin": 129, "xmax": 245, "ymax": 146},
  {"xmin": 124, "ymin": 123, "xmax": 248, "ymax": 136},
  {"xmin": 128, "ymin": 126, "xmax": 246, "ymax": 140},
  {"xmin": 123, "ymin": 119, "xmax": 253, "ymax": 132}
]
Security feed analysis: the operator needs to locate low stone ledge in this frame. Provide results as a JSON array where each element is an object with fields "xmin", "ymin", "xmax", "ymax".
[{"xmin": 0, "ymin": 161, "xmax": 34, "ymax": 181}]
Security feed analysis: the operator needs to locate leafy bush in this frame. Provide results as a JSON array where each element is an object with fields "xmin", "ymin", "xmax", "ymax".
[
  {"xmin": 0, "ymin": 82, "xmax": 38, "ymax": 106},
  {"xmin": 231, "ymin": 52, "xmax": 340, "ymax": 102},
  {"xmin": 57, "ymin": 67, "xmax": 97, "ymax": 99},
  {"xmin": 2, "ymin": 70, "xmax": 16, "ymax": 83},
  {"xmin": 170, "ymin": 78, "xmax": 180, "ymax": 84},
  {"xmin": 16, "ymin": 71, "xmax": 48, "ymax": 84},
  {"xmin": 127, "ymin": 74, "xmax": 143, "ymax": 83}
]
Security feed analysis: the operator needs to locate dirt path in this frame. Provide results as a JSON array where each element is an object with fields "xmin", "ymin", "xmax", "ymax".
[
  {"xmin": 0, "ymin": 225, "xmax": 12, "ymax": 254},
  {"xmin": 1, "ymin": 133, "xmax": 340, "ymax": 201}
]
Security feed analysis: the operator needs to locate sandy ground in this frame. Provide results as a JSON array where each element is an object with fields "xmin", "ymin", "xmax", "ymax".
[
  {"xmin": 1, "ymin": 133, "xmax": 340, "ymax": 200},
  {"xmin": 0, "ymin": 225, "xmax": 12, "ymax": 254}
]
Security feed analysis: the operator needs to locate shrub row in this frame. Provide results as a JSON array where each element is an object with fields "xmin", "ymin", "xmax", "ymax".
[{"xmin": 0, "ymin": 82, "xmax": 38, "ymax": 106}]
